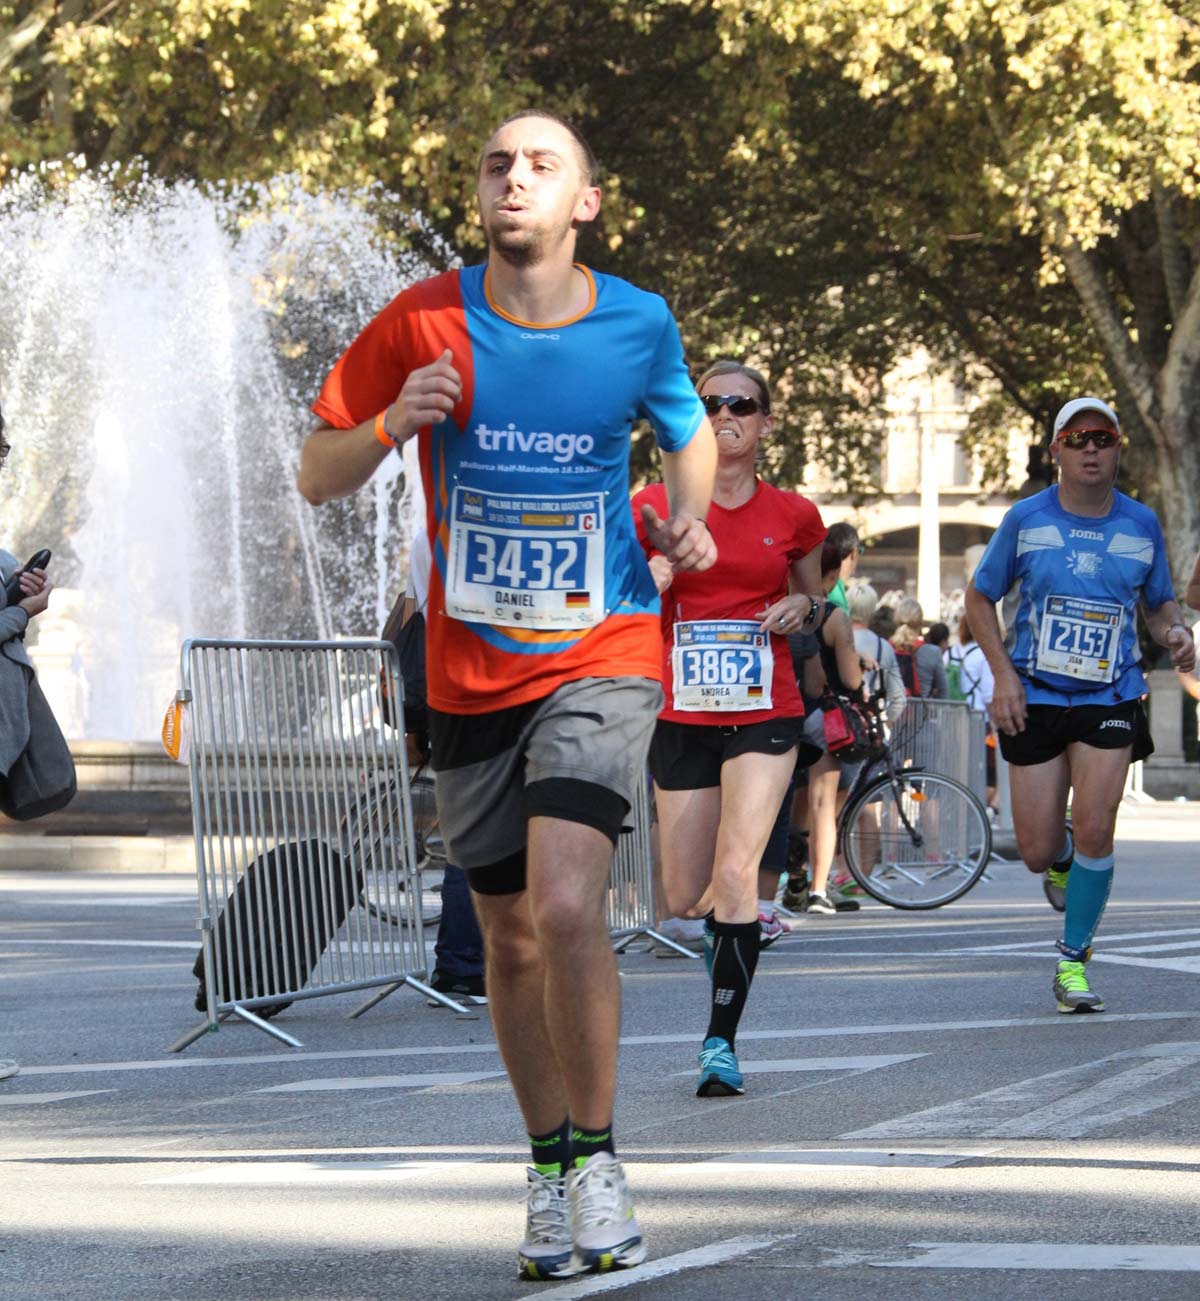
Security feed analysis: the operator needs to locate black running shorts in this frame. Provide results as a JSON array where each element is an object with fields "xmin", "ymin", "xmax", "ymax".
[
  {"xmin": 649, "ymin": 716, "xmax": 805, "ymax": 791},
  {"xmin": 997, "ymin": 698, "xmax": 1154, "ymax": 767}
]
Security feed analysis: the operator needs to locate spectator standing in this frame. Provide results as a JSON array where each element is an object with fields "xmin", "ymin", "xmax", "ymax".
[
  {"xmin": 892, "ymin": 596, "xmax": 949, "ymax": 698},
  {"xmin": 824, "ymin": 522, "xmax": 859, "ymax": 612},
  {"xmin": 848, "ymin": 583, "xmax": 906, "ymax": 728}
]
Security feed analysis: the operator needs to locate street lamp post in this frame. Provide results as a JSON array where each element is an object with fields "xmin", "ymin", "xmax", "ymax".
[{"xmin": 916, "ymin": 394, "xmax": 941, "ymax": 617}]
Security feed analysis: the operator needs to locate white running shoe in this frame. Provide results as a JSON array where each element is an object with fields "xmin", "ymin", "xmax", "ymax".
[
  {"xmin": 517, "ymin": 1168, "xmax": 576, "ymax": 1280},
  {"xmin": 567, "ymin": 1152, "xmax": 647, "ymax": 1274}
]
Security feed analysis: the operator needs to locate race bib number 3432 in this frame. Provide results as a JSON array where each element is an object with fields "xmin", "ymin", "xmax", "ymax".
[
  {"xmin": 1035, "ymin": 594, "xmax": 1123, "ymax": 684},
  {"xmin": 671, "ymin": 619, "xmax": 773, "ymax": 712},
  {"xmin": 446, "ymin": 486, "xmax": 606, "ymax": 630}
]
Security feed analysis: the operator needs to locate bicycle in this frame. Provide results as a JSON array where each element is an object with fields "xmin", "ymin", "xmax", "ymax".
[{"xmin": 835, "ymin": 692, "xmax": 992, "ymax": 909}]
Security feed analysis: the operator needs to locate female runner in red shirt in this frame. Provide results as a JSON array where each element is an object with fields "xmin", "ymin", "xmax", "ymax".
[{"xmin": 634, "ymin": 360, "xmax": 826, "ymax": 1096}]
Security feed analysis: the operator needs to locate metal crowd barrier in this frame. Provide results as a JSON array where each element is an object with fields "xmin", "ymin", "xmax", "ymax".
[
  {"xmin": 168, "ymin": 638, "xmax": 467, "ymax": 1055},
  {"xmin": 889, "ymin": 697, "xmax": 987, "ymax": 800},
  {"xmin": 608, "ymin": 777, "xmax": 700, "ymax": 958}
]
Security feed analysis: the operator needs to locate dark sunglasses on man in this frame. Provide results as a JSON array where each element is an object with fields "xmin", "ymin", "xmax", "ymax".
[
  {"xmin": 701, "ymin": 394, "xmax": 764, "ymax": 417},
  {"xmin": 1055, "ymin": 428, "xmax": 1120, "ymax": 450}
]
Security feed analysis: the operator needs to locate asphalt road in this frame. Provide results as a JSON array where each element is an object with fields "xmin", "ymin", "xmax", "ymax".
[{"xmin": 2, "ymin": 802, "xmax": 1199, "ymax": 1300}]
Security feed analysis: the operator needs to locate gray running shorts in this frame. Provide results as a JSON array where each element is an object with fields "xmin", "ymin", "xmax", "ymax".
[{"xmin": 429, "ymin": 676, "xmax": 663, "ymax": 871}]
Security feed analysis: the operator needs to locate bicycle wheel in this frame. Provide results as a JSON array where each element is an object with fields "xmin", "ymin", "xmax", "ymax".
[{"xmin": 841, "ymin": 771, "xmax": 992, "ymax": 909}]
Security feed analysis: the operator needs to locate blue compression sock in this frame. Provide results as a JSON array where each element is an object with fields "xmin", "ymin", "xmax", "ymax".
[{"xmin": 1060, "ymin": 852, "xmax": 1114, "ymax": 957}]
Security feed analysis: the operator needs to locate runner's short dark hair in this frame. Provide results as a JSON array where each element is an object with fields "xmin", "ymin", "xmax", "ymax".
[
  {"xmin": 826, "ymin": 521, "xmax": 859, "ymax": 560},
  {"xmin": 489, "ymin": 109, "xmax": 599, "ymax": 186}
]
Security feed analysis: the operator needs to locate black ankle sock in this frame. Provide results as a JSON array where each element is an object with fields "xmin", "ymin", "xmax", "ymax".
[
  {"xmin": 706, "ymin": 918, "xmax": 761, "ymax": 1050},
  {"xmin": 570, "ymin": 1121, "xmax": 615, "ymax": 1168},
  {"xmin": 529, "ymin": 1117, "xmax": 571, "ymax": 1177}
]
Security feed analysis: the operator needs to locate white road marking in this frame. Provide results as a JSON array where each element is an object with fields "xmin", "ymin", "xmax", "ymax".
[
  {"xmin": 253, "ymin": 1072, "xmax": 505, "ymax": 1093},
  {"xmin": 1093, "ymin": 953, "xmax": 1200, "ymax": 975},
  {"xmin": 2, "ymin": 939, "xmax": 197, "ymax": 950},
  {"xmin": 952, "ymin": 926, "xmax": 1200, "ymax": 954},
  {"xmin": 873, "ymin": 1242, "xmax": 1200, "ymax": 1272},
  {"xmin": 523, "ymin": 1234, "xmax": 781, "ymax": 1298},
  {"xmin": 701, "ymin": 1147, "xmax": 994, "ymax": 1169},
  {"xmin": 0, "ymin": 1090, "xmax": 113, "ymax": 1105},
  {"xmin": 842, "ymin": 1041, "xmax": 1200, "ymax": 1140},
  {"xmin": 17, "ymin": 1012, "xmax": 1196, "ymax": 1077},
  {"xmin": 672, "ymin": 1054, "xmax": 924, "ymax": 1078},
  {"xmin": 147, "ymin": 1158, "xmax": 471, "ymax": 1186}
]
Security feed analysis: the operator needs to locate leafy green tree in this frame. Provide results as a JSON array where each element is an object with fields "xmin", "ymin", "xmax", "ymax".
[{"xmin": 705, "ymin": 0, "xmax": 1200, "ymax": 582}]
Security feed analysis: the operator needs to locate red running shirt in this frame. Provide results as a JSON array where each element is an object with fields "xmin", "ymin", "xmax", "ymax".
[{"xmin": 633, "ymin": 480, "xmax": 826, "ymax": 725}]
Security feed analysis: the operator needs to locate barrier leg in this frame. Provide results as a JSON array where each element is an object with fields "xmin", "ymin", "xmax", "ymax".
[
  {"xmin": 230, "ymin": 1004, "xmax": 305, "ymax": 1048},
  {"xmin": 403, "ymin": 975, "xmax": 480, "ymax": 1019},
  {"xmin": 166, "ymin": 1011, "xmax": 228, "ymax": 1055},
  {"xmin": 348, "ymin": 980, "xmax": 404, "ymax": 1018}
]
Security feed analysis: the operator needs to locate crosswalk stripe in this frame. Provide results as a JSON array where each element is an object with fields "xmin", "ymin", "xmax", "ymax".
[
  {"xmin": 868, "ymin": 1242, "xmax": 1200, "ymax": 1272},
  {"xmin": 841, "ymin": 1042, "xmax": 1200, "ymax": 1140},
  {"xmin": 253, "ymin": 1072, "xmax": 506, "ymax": 1093},
  {"xmin": 0, "ymin": 1090, "xmax": 113, "ymax": 1105}
]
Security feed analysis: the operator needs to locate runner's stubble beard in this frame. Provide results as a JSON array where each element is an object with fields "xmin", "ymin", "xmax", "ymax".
[{"xmin": 484, "ymin": 209, "xmax": 577, "ymax": 269}]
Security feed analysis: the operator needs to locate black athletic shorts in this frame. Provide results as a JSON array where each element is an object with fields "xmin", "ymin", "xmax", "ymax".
[
  {"xmin": 649, "ymin": 716, "xmax": 805, "ymax": 791},
  {"xmin": 997, "ymin": 698, "xmax": 1154, "ymax": 767}
]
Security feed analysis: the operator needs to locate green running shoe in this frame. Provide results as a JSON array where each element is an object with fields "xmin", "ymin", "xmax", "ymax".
[
  {"xmin": 1053, "ymin": 959, "xmax": 1104, "ymax": 1014},
  {"xmin": 1043, "ymin": 865, "xmax": 1070, "ymax": 912},
  {"xmin": 697, "ymin": 1035, "xmax": 745, "ymax": 1096},
  {"xmin": 1043, "ymin": 822, "xmax": 1073, "ymax": 912}
]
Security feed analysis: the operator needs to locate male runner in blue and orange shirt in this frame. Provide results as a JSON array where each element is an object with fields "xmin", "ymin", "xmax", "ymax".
[{"xmin": 299, "ymin": 109, "xmax": 716, "ymax": 1279}]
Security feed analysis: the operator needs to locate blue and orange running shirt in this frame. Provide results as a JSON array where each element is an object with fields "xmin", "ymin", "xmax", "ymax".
[
  {"xmin": 313, "ymin": 264, "xmax": 705, "ymax": 715},
  {"xmin": 971, "ymin": 486, "xmax": 1175, "ymax": 707}
]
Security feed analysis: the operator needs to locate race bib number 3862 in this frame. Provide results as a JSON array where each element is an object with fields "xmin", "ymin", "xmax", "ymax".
[
  {"xmin": 671, "ymin": 619, "xmax": 773, "ymax": 712},
  {"xmin": 446, "ymin": 486, "xmax": 605, "ymax": 630},
  {"xmin": 1035, "ymin": 594, "xmax": 1123, "ymax": 684}
]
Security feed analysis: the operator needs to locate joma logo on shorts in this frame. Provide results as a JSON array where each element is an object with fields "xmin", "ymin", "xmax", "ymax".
[
  {"xmin": 474, "ymin": 422, "xmax": 595, "ymax": 463},
  {"xmin": 1099, "ymin": 718, "xmax": 1131, "ymax": 729}
]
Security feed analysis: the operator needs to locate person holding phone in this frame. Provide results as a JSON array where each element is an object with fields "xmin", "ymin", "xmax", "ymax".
[{"xmin": 0, "ymin": 406, "xmax": 54, "ymax": 781}]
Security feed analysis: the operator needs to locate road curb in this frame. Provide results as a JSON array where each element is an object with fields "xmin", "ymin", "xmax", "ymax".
[{"xmin": 0, "ymin": 835, "xmax": 196, "ymax": 874}]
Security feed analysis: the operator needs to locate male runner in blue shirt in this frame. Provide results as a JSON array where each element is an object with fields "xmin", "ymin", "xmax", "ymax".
[{"xmin": 965, "ymin": 396, "xmax": 1194, "ymax": 1013}]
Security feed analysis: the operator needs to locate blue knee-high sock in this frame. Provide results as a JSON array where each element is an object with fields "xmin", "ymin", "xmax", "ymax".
[{"xmin": 1060, "ymin": 852, "xmax": 1114, "ymax": 959}]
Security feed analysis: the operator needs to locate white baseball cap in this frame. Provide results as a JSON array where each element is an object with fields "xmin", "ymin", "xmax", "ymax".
[{"xmin": 1052, "ymin": 396, "xmax": 1121, "ymax": 438}]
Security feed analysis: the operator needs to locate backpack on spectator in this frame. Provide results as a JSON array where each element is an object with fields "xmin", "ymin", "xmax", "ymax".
[
  {"xmin": 945, "ymin": 645, "xmax": 982, "ymax": 705},
  {"xmin": 892, "ymin": 638, "xmax": 923, "ymax": 697}
]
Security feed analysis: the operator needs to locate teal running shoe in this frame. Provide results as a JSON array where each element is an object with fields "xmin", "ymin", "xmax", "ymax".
[{"xmin": 696, "ymin": 1035, "xmax": 744, "ymax": 1097}]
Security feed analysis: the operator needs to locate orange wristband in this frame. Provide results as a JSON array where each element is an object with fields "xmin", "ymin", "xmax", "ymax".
[{"xmin": 374, "ymin": 408, "xmax": 395, "ymax": 448}]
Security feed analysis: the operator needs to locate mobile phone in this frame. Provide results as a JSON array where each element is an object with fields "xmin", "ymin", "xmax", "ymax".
[{"xmin": 3, "ymin": 549, "xmax": 51, "ymax": 607}]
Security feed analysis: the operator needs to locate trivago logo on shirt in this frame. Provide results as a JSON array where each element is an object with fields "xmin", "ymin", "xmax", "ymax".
[{"xmin": 474, "ymin": 421, "xmax": 596, "ymax": 464}]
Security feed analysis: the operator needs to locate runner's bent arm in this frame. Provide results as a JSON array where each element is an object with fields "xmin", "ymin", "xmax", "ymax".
[
  {"xmin": 760, "ymin": 543, "xmax": 825, "ymax": 635},
  {"xmin": 643, "ymin": 418, "xmax": 718, "ymax": 572},
  {"xmin": 297, "ymin": 420, "xmax": 391, "ymax": 505},
  {"xmin": 1144, "ymin": 599, "xmax": 1196, "ymax": 673},
  {"xmin": 299, "ymin": 349, "xmax": 461, "ymax": 506},
  {"xmin": 965, "ymin": 579, "xmax": 1026, "ymax": 735},
  {"xmin": 1186, "ymin": 549, "xmax": 1200, "ymax": 611},
  {"xmin": 827, "ymin": 609, "xmax": 863, "ymax": 693}
]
